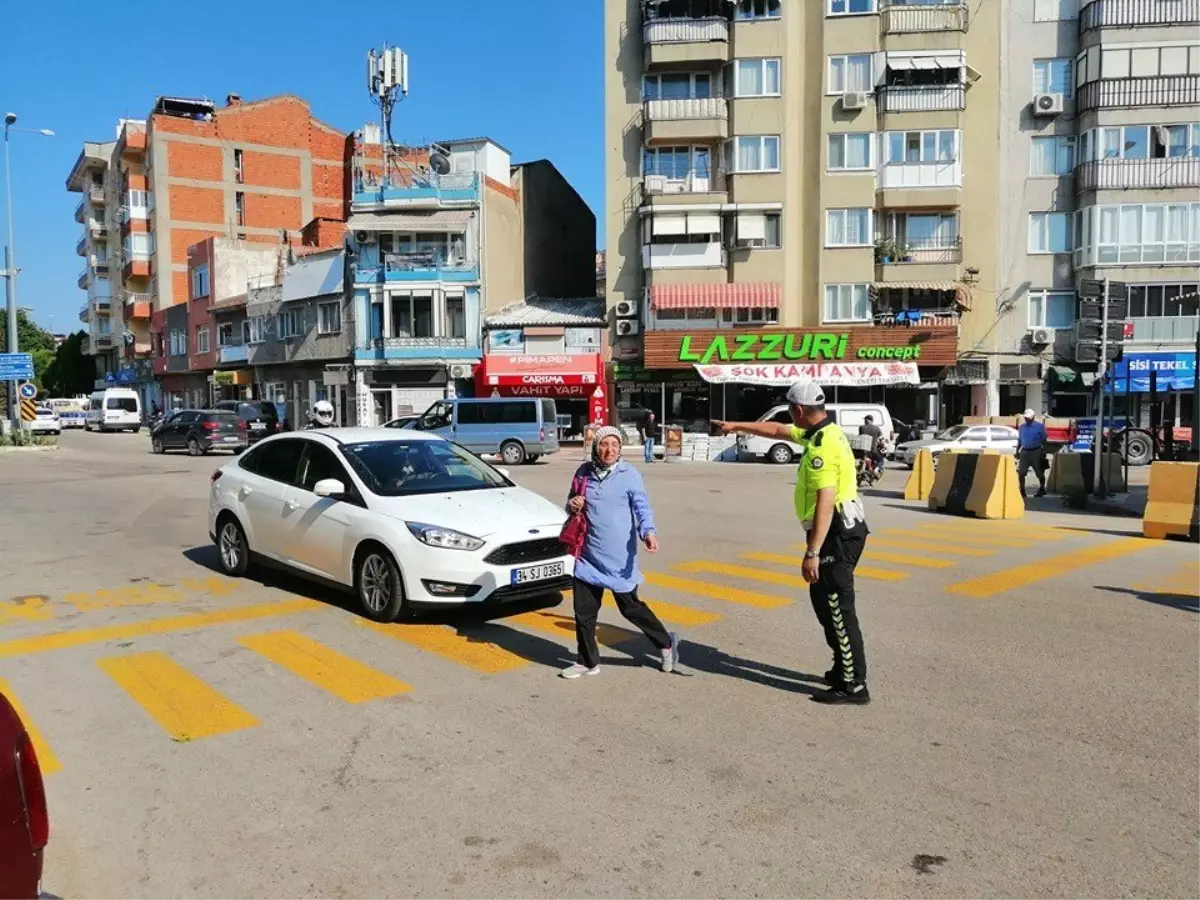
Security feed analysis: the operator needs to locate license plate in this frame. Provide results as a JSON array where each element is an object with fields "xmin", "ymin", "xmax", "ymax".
[
  {"xmin": 222, "ymin": 436, "xmax": 240, "ymax": 442},
  {"xmin": 251, "ymin": 422, "xmax": 266, "ymax": 431},
  {"xmin": 511, "ymin": 562, "xmax": 564, "ymax": 586}
]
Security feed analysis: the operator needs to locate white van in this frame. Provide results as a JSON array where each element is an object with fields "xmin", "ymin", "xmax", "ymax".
[
  {"xmin": 86, "ymin": 389, "xmax": 142, "ymax": 433},
  {"xmin": 737, "ymin": 403, "xmax": 896, "ymax": 464}
]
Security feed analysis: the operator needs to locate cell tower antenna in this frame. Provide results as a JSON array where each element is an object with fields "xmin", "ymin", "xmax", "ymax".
[{"xmin": 366, "ymin": 43, "xmax": 409, "ymax": 186}]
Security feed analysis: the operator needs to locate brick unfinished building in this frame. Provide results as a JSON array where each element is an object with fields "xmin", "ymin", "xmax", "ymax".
[{"xmin": 68, "ymin": 93, "xmax": 350, "ymax": 408}]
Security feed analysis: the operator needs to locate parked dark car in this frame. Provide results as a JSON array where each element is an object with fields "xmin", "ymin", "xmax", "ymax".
[
  {"xmin": 0, "ymin": 690, "xmax": 48, "ymax": 899},
  {"xmin": 150, "ymin": 410, "xmax": 247, "ymax": 456},
  {"xmin": 212, "ymin": 400, "xmax": 281, "ymax": 443}
]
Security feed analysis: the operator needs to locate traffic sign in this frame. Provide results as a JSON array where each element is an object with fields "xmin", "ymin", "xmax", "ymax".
[
  {"xmin": 19, "ymin": 398, "xmax": 37, "ymax": 422},
  {"xmin": 0, "ymin": 352, "xmax": 34, "ymax": 381},
  {"xmin": 1079, "ymin": 298, "xmax": 1129, "ymax": 321},
  {"xmin": 1079, "ymin": 279, "xmax": 1127, "ymax": 300},
  {"xmin": 1076, "ymin": 320, "xmax": 1128, "ymax": 343},
  {"xmin": 18, "ymin": 382, "xmax": 36, "ymax": 400}
]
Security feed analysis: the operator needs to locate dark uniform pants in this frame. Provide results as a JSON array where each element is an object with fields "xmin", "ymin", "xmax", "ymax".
[
  {"xmin": 809, "ymin": 520, "xmax": 869, "ymax": 688},
  {"xmin": 1018, "ymin": 448, "xmax": 1046, "ymax": 491}
]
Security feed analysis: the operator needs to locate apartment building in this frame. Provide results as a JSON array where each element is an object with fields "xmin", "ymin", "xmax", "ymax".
[
  {"xmin": 606, "ymin": 0, "xmax": 993, "ymax": 427},
  {"xmin": 67, "ymin": 93, "xmax": 349, "ymax": 411}
]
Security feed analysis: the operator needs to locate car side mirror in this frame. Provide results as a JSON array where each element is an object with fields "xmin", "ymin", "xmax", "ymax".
[{"xmin": 313, "ymin": 478, "xmax": 346, "ymax": 499}]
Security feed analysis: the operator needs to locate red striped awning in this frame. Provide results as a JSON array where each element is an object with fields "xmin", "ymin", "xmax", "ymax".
[{"xmin": 650, "ymin": 282, "xmax": 780, "ymax": 310}]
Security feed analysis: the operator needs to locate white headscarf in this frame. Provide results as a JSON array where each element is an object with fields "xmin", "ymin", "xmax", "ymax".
[{"xmin": 590, "ymin": 425, "xmax": 624, "ymax": 479}]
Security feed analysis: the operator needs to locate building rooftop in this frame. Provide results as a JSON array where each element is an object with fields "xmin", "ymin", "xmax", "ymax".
[
  {"xmin": 485, "ymin": 296, "xmax": 607, "ymax": 328},
  {"xmin": 437, "ymin": 136, "xmax": 513, "ymax": 155},
  {"xmin": 65, "ymin": 141, "xmax": 115, "ymax": 192}
]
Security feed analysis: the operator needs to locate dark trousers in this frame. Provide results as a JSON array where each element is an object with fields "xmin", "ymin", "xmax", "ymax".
[
  {"xmin": 808, "ymin": 521, "xmax": 869, "ymax": 688},
  {"xmin": 1018, "ymin": 448, "xmax": 1047, "ymax": 491},
  {"xmin": 573, "ymin": 578, "xmax": 671, "ymax": 669}
]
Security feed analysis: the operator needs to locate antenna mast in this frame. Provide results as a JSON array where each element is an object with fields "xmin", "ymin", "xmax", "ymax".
[{"xmin": 366, "ymin": 44, "xmax": 409, "ymax": 187}]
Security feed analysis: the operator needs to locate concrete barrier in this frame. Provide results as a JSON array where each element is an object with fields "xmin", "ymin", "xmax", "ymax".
[
  {"xmin": 903, "ymin": 449, "xmax": 936, "ymax": 501},
  {"xmin": 1047, "ymin": 452, "xmax": 1127, "ymax": 495},
  {"xmin": 1142, "ymin": 461, "xmax": 1200, "ymax": 542},
  {"xmin": 929, "ymin": 451, "xmax": 1025, "ymax": 519}
]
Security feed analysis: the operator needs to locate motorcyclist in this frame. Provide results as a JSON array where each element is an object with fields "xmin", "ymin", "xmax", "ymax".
[
  {"xmin": 859, "ymin": 415, "xmax": 886, "ymax": 475},
  {"xmin": 306, "ymin": 399, "xmax": 335, "ymax": 429}
]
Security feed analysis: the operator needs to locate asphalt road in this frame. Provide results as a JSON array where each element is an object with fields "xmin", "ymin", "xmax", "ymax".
[{"xmin": 1, "ymin": 430, "xmax": 1196, "ymax": 899}]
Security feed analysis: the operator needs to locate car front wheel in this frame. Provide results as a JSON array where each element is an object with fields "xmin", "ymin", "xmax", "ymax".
[
  {"xmin": 216, "ymin": 516, "xmax": 250, "ymax": 577},
  {"xmin": 151, "ymin": 436, "xmax": 165, "ymax": 454},
  {"xmin": 355, "ymin": 546, "xmax": 406, "ymax": 623}
]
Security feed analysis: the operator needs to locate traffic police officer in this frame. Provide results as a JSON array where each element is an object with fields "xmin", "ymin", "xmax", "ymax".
[{"xmin": 715, "ymin": 381, "xmax": 871, "ymax": 705}]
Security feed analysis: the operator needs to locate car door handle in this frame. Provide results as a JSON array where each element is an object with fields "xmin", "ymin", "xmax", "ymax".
[
  {"xmin": 283, "ymin": 500, "xmax": 298, "ymax": 513},
  {"xmin": 238, "ymin": 486, "xmax": 253, "ymax": 500}
]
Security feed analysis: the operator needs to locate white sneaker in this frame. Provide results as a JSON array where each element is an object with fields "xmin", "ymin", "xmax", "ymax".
[
  {"xmin": 560, "ymin": 663, "xmax": 600, "ymax": 679},
  {"xmin": 661, "ymin": 632, "xmax": 681, "ymax": 673}
]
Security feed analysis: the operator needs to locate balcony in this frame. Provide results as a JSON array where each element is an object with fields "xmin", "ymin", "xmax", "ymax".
[
  {"xmin": 77, "ymin": 268, "xmax": 89, "ymax": 289},
  {"xmin": 126, "ymin": 298, "xmax": 152, "ymax": 320},
  {"xmin": 93, "ymin": 335, "xmax": 114, "ymax": 351},
  {"xmin": 1130, "ymin": 315, "xmax": 1199, "ymax": 343},
  {"xmin": 88, "ymin": 185, "xmax": 105, "ymax": 204},
  {"xmin": 78, "ymin": 303, "xmax": 89, "ymax": 323},
  {"xmin": 1077, "ymin": 75, "xmax": 1200, "ymax": 112},
  {"xmin": 123, "ymin": 254, "xmax": 151, "ymax": 280},
  {"xmin": 380, "ymin": 253, "xmax": 479, "ymax": 283},
  {"xmin": 644, "ymin": 98, "xmax": 728, "ymax": 143},
  {"xmin": 875, "ymin": 236, "xmax": 963, "ymax": 282},
  {"xmin": 1076, "ymin": 157, "xmax": 1200, "ymax": 192},
  {"xmin": 74, "ymin": 201, "xmax": 85, "ymax": 223},
  {"xmin": 119, "ymin": 204, "xmax": 149, "ymax": 224},
  {"xmin": 642, "ymin": 241, "xmax": 726, "ymax": 270},
  {"xmin": 642, "ymin": 170, "xmax": 728, "ymax": 206},
  {"xmin": 352, "ymin": 172, "xmax": 480, "ymax": 210},
  {"xmin": 76, "ymin": 236, "xmax": 87, "ymax": 257},
  {"xmin": 881, "ymin": 1, "xmax": 969, "ymax": 33},
  {"xmin": 218, "ymin": 344, "xmax": 249, "ymax": 365},
  {"xmin": 1080, "ymin": 0, "xmax": 1200, "ymax": 30},
  {"xmin": 877, "ymin": 85, "xmax": 966, "ymax": 113},
  {"xmin": 88, "ymin": 220, "xmax": 107, "ymax": 238},
  {"xmin": 643, "ymin": 17, "xmax": 730, "ymax": 67}
]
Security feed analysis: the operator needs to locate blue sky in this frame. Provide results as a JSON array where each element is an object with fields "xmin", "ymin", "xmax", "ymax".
[{"xmin": 1, "ymin": 0, "xmax": 602, "ymax": 335}]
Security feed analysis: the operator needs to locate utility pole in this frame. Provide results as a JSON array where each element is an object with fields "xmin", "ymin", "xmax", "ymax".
[{"xmin": 1093, "ymin": 277, "xmax": 1111, "ymax": 498}]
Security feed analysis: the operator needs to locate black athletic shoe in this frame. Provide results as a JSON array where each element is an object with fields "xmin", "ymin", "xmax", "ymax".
[
  {"xmin": 811, "ymin": 684, "xmax": 871, "ymax": 705},
  {"xmin": 1035, "ymin": 488, "xmax": 1047, "ymax": 498},
  {"xmin": 823, "ymin": 668, "xmax": 842, "ymax": 687}
]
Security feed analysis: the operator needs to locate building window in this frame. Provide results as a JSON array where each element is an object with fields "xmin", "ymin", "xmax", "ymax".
[
  {"xmin": 96, "ymin": 317, "xmax": 112, "ymax": 336},
  {"xmin": 1127, "ymin": 283, "xmax": 1200, "ymax": 318},
  {"xmin": 125, "ymin": 189, "xmax": 150, "ymax": 211},
  {"xmin": 1033, "ymin": 58, "xmax": 1073, "ymax": 97},
  {"xmin": 1028, "ymin": 290, "xmax": 1076, "ymax": 329},
  {"xmin": 1033, "ymin": 0, "xmax": 1077, "ymax": 20},
  {"xmin": 730, "ymin": 212, "xmax": 782, "ymax": 248},
  {"xmin": 828, "ymin": 54, "xmax": 874, "ymax": 94},
  {"xmin": 730, "ymin": 58, "xmax": 781, "ymax": 97},
  {"xmin": 169, "ymin": 328, "xmax": 187, "ymax": 356},
  {"xmin": 1029, "ymin": 211, "xmax": 1073, "ymax": 253},
  {"xmin": 724, "ymin": 135, "xmax": 780, "ymax": 173},
  {"xmin": 191, "ymin": 264, "xmax": 210, "ymax": 300},
  {"xmin": 883, "ymin": 212, "xmax": 960, "ymax": 250},
  {"xmin": 828, "ymin": 0, "xmax": 875, "ymax": 14},
  {"xmin": 446, "ymin": 294, "xmax": 466, "ymax": 339},
  {"xmin": 1030, "ymin": 136, "xmax": 1076, "ymax": 176},
  {"xmin": 123, "ymin": 233, "xmax": 153, "ymax": 259},
  {"xmin": 885, "ymin": 130, "xmax": 957, "ymax": 164},
  {"xmin": 721, "ymin": 307, "xmax": 780, "ymax": 325},
  {"xmin": 826, "ymin": 209, "xmax": 873, "ymax": 247},
  {"xmin": 828, "ymin": 133, "xmax": 874, "ymax": 170},
  {"xmin": 195, "ymin": 326, "xmax": 209, "ymax": 354},
  {"xmin": 824, "ymin": 284, "xmax": 871, "ymax": 323},
  {"xmin": 644, "ymin": 145, "xmax": 712, "ymax": 181},
  {"xmin": 317, "ymin": 301, "xmax": 342, "ymax": 334},
  {"xmin": 643, "ymin": 72, "xmax": 712, "ymax": 101},
  {"xmin": 1084, "ymin": 202, "xmax": 1200, "ymax": 265},
  {"xmin": 233, "ymin": 148, "xmax": 244, "ymax": 184},
  {"xmin": 245, "ymin": 316, "xmax": 266, "ymax": 344},
  {"xmin": 657, "ymin": 307, "xmax": 718, "ymax": 322},
  {"xmin": 1079, "ymin": 124, "xmax": 1200, "ymax": 162},
  {"xmin": 735, "ymin": 0, "xmax": 781, "ymax": 20},
  {"xmin": 390, "ymin": 294, "xmax": 435, "ymax": 338},
  {"xmin": 217, "ymin": 322, "xmax": 235, "ymax": 346},
  {"xmin": 278, "ymin": 309, "xmax": 302, "ymax": 339},
  {"xmin": 235, "ymin": 191, "xmax": 245, "ymax": 227}
]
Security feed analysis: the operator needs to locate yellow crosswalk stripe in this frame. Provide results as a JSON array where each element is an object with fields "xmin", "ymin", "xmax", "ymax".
[
  {"xmin": 357, "ymin": 621, "xmax": 528, "ymax": 674},
  {"xmin": 895, "ymin": 527, "xmax": 1037, "ymax": 549},
  {"xmin": 0, "ymin": 677, "xmax": 61, "ymax": 775},
  {"xmin": 747, "ymin": 551, "xmax": 909, "ymax": 582},
  {"xmin": 946, "ymin": 537, "xmax": 1153, "ymax": 598},
  {"xmin": 237, "ymin": 630, "xmax": 411, "ymax": 703},
  {"xmin": 507, "ymin": 611, "xmax": 633, "ymax": 647},
  {"xmin": 867, "ymin": 536, "xmax": 996, "ymax": 557},
  {"xmin": 645, "ymin": 570, "xmax": 792, "ymax": 608},
  {"xmin": 97, "ymin": 652, "xmax": 259, "ymax": 742}
]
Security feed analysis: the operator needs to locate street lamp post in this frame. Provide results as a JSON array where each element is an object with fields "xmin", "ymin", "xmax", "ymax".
[{"xmin": 2, "ymin": 113, "xmax": 55, "ymax": 426}]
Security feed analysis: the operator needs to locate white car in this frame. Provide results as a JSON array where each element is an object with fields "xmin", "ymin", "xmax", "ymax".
[
  {"xmin": 29, "ymin": 407, "xmax": 61, "ymax": 436},
  {"xmin": 737, "ymin": 403, "xmax": 896, "ymax": 464},
  {"xmin": 895, "ymin": 424, "xmax": 1020, "ymax": 468},
  {"xmin": 207, "ymin": 428, "xmax": 573, "ymax": 621}
]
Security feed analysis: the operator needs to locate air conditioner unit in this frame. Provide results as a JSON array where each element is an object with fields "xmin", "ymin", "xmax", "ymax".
[
  {"xmin": 1028, "ymin": 327, "xmax": 1053, "ymax": 345},
  {"xmin": 644, "ymin": 175, "xmax": 666, "ymax": 194},
  {"xmin": 1032, "ymin": 93, "xmax": 1064, "ymax": 116},
  {"xmin": 616, "ymin": 319, "xmax": 640, "ymax": 336},
  {"xmin": 448, "ymin": 363, "xmax": 473, "ymax": 379},
  {"xmin": 614, "ymin": 299, "xmax": 637, "ymax": 318},
  {"xmin": 354, "ymin": 230, "xmax": 375, "ymax": 244},
  {"xmin": 841, "ymin": 91, "xmax": 870, "ymax": 111}
]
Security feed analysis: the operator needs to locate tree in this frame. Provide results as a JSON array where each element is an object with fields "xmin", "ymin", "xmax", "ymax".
[
  {"xmin": 41, "ymin": 331, "xmax": 93, "ymax": 398},
  {"xmin": 0, "ymin": 309, "xmax": 56, "ymax": 357}
]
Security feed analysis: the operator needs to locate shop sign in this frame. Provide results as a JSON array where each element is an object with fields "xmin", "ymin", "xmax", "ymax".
[
  {"xmin": 678, "ymin": 333, "xmax": 923, "ymax": 364},
  {"xmin": 694, "ymin": 361, "xmax": 921, "ymax": 387},
  {"xmin": 488, "ymin": 329, "xmax": 524, "ymax": 352},
  {"xmin": 1105, "ymin": 351, "xmax": 1196, "ymax": 393},
  {"xmin": 213, "ymin": 371, "xmax": 237, "ymax": 386}
]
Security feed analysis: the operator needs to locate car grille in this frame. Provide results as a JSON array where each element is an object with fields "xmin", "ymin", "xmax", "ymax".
[{"xmin": 483, "ymin": 537, "xmax": 565, "ymax": 566}]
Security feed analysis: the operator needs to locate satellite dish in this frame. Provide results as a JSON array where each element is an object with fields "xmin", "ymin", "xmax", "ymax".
[{"xmin": 429, "ymin": 152, "xmax": 451, "ymax": 175}]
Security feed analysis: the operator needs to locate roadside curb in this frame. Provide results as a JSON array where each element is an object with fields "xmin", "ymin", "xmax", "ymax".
[{"xmin": 0, "ymin": 444, "xmax": 60, "ymax": 454}]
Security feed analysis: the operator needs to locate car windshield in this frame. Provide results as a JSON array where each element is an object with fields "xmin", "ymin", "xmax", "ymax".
[
  {"xmin": 341, "ymin": 440, "xmax": 511, "ymax": 497},
  {"xmin": 936, "ymin": 425, "xmax": 969, "ymax": 441}
]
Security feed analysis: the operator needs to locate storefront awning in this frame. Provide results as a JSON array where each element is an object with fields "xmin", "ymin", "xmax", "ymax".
[
  {"xmin": 651, "ymin": 282, "xmax": 780, "ymax": 311},
  {"xmin": 872, "ymin": 281, "xmax": 972, "ymax": 311}
]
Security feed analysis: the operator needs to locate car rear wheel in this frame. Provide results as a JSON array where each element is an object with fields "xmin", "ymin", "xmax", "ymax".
[
  {"xmin": 151, "ymin": 436, "xmax": 165, "ymax": 454},
  {"xmin": 355, "ymin": 546, "xmax": 406, "ymax": 623},
  {"xmin": 187, "ymin": 437, "xmax": 204, "ymax": 457},
  {"xmin": 767, "ymin": 443, "xmax": 794, "ymax": 465},
  {"xmin": 216, "ymin": 516, "xmax": 250, "ymax": 577},
  {"xmin": 1121, "ymin": 431, "xmax": 1153, "ymax": 467},
  {"xmin": 500, "ymin": 440, "xmax": 526, "ymax": 466}
]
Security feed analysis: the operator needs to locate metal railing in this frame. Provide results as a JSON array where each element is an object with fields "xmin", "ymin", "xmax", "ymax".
[
  {"xmin": 643, "ymin": 16, "xmax": 729, "ymax": 44},
  {"xmin": 644, "ymin": 97, "xmax": 727, "ymax": 121},
  {"xmin": 877, "ymin": 84, "xmax": 965, "ymax": 112},
  {"xmin": 383, "ymin": 252, "xmax": 476, "ymax": 274},
  {"xmin": 1080, "ymin": 0, "xmax": 1200, "ymax": 30},
  {"xmin": 643, "ymin": 170, "xmax": 728, "ymax": 196},
  {"xmin": 1077, "ymin": 75, "xmax": 1200, "ymax": 111},
  {"xmin": 881, "ymin": 1, "xmax": 969, "ymax": 33},
  {"xmin": 125, "ymin": 291, "xmax": 152, "ymax": 306},
  {"xmin": 1075, "ymin": 157, "xmax": 1200, "ymax": 191},
  {"xmin": 878, "ymin": 235, "xmax": 963, "ymax": 264}
]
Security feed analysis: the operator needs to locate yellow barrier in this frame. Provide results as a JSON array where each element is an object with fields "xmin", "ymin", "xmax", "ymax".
[
  {"xmin": 928, "ymin": 451, "xmax": 1025, "ymax": 519},
  {"xmin": 1047, "ymin": 452, "xmax": 1127, "ymax": 494},
  {"xmin": 927, "ymin": 452, "xmax": 964, "ymax": 512},
  {"xmin": 1142, "ymin": 461, "xmax": 1200, "ymax": 542},
  {"xmin": 903, "ymin": 449, "xmax": 936, "ymax": 501}
]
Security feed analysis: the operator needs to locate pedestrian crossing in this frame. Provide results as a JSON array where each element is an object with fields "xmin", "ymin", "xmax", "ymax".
[{"xmin": 1, "ymin": 515, "xmax": 1167, "ymax": 770}]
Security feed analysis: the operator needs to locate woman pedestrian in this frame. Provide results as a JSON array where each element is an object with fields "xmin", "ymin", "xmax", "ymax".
[{"xmin": 560, "ymin": 425, "xmax": 680, "ymax": 679}]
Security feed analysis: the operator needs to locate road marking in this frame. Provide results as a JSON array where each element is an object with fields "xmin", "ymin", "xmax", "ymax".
[
  {"xmin": 648, "ymin": 570, "xmax": 793, "ymax": 608},
  {"xmin": 972, "ymin": 522, "xmax": 1069, "ymax": 540},
  {"xmin": 867, "ymin": 537, "xmax": 996, "ymax": 558},
  {"xmin": 237, "ymin": 631, "xmax": 411, "ymax": 704},
  {"xmin": 862, "ymin": 550, "xmax": 956, "ymax": 570},
  {"xmin": 0, "ymin": 595, "xmax": 54, "ymax": 626},
  {"xmin": 0, "ymin": 677, "xmax": 61, "ymax": 775},
  {"xmin": 946, "ymin": 537, "xmax": 1153, "ymax": 598},
  {"xmin": 746, "ymin": 551, "xmax": 909, "ymax": 583},
  {"xmin": 357, "ymin": 621, "xmax": 528, "ymax": 674},
  {"xmin": 508, "ymin": 611, "xmax": 633, "ymax": 646},
  {"xmin": 569, "ymin": 591, "xmax": 723, "ymax": 627},
  {"xmin": 896, "ymin": 527, "xmax": 1037, "ymax": 549},
  {"xmin": 97, "ymin": 652, "xmax": 259, "ymax": 742},
  {"xmin": 0, "ymin": 598, "xmax": 321, "ymax": 659}
]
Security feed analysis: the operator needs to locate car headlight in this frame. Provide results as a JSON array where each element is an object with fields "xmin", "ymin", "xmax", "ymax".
[{"xmin": 405, "ymin": 522, "xmax": 484, "ymax": 552}]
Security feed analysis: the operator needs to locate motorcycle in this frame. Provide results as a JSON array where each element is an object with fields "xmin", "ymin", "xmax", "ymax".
[{"xmin": 850, "ymin": 434, "xmax": 884, "ymax": 488}]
